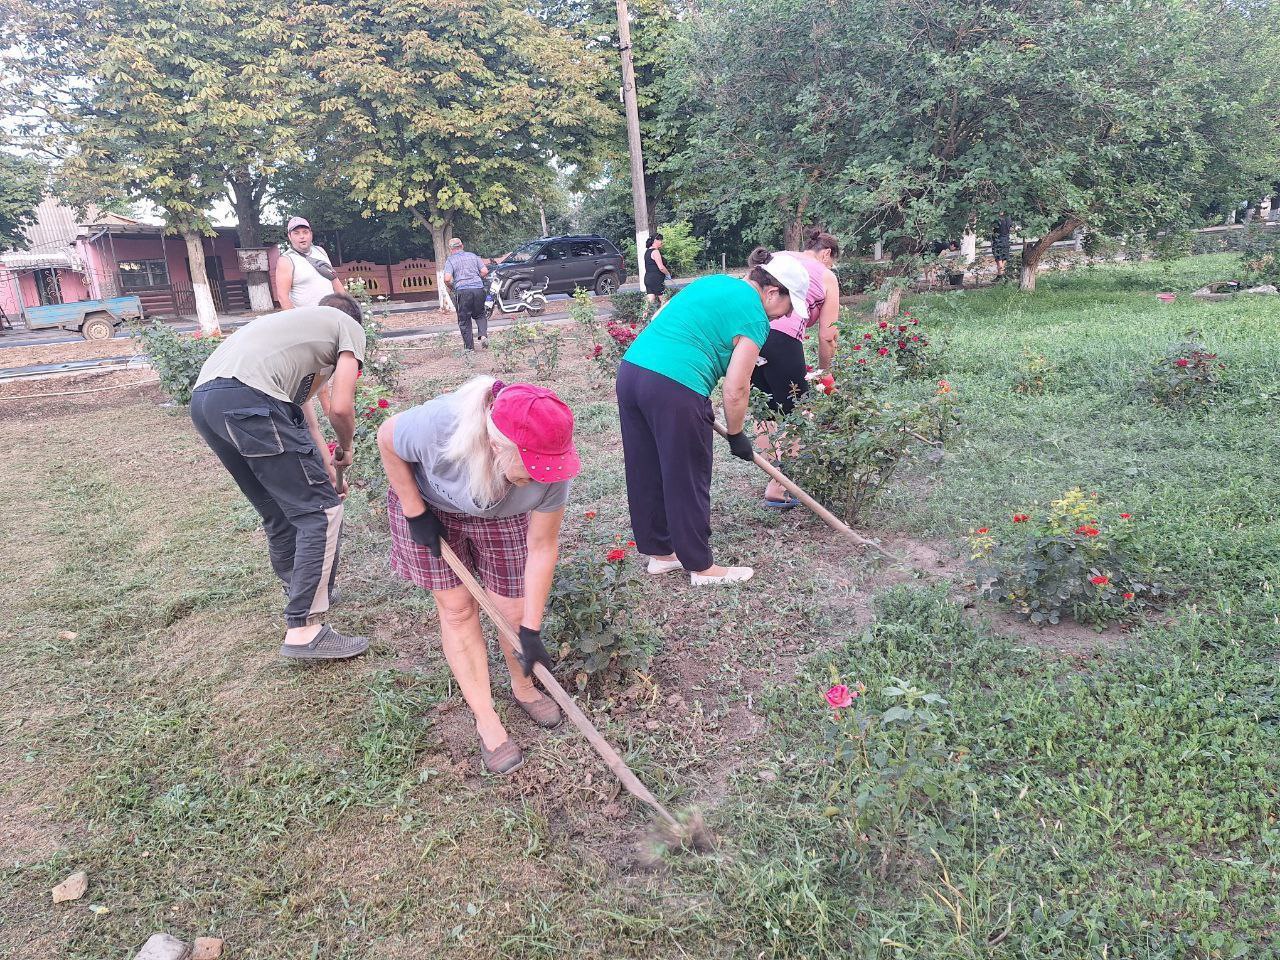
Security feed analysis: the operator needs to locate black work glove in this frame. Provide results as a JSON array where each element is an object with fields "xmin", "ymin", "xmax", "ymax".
[
  {"xmin": 403, "ymin": 507, "xmax": 443, "ymax": 557},
  {"xmin": 725, "ymin": 430, "xmax": 755, "ymax": 462},
  {"xmin": 514, "ymin": 625, "xmax": 554, "ymax": 678}
]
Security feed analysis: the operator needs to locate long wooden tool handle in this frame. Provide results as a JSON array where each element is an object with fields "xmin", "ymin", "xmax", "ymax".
[
  {"xmin": 437, "ymin": 539, "xmax": 679, "ymax": 826},
  {"xmin": 333, "ymin": 445, "xmax": 348, "ymax": 495},
  {"xmin": 712, "ymin": 420, "xmax": 903, "ymax": 563}
]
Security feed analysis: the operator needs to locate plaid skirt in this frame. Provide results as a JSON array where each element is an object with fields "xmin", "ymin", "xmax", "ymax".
[{"xmin": 387, "ymin": 487, "xmax": 530, "ymax": 597}]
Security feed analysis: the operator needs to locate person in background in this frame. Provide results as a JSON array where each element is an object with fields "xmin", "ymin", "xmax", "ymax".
[
  {"xmin": 748, "ymin": 231, "xmax": 841, "ymax": 508},
  {"xmin": 190, "ymin": 293, "xmax": 367, "ymax": 661},
  {"xmin": 378, "ymin": 377, "xmax": 578, "ymax": 775},
  {"xmin": 616, "ymin": 255, "xmax": 809, "ymax": 585},
  {"xmin": 275, "ymin": 217, "xmax": 345, "ymax": 309},
  {"xmin": 444, "ymin": 237, "xmax": 490, "ymax": 350},
  {"xmin": 992, "ymin": 211, "xmax": 1013, "ymax": 280},
  {"xmin": 643, "ymin": 233, "xmax": 671, "ymax": 305}
]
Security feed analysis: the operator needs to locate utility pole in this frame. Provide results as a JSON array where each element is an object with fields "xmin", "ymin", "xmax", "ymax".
[{"xmin": 614, "ymin": 0, "xmax": 649, "ymax": 279}]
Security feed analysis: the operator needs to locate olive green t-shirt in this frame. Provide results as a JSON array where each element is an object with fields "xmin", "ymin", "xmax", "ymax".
[
  {"xmin": 195, "ymin": 305, "xmax": 366, "ymax": 405},
  {"xmin": 621, "ymin": 275, "xmax": 769, "ymax": 396}
]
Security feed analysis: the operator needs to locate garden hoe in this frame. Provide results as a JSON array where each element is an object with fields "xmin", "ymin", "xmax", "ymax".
[
  {"xmin": 437, "ymin": 540, "xmax": 714, "ymax": 856},
  {"xmin": 711, "ymin": 419, "xmax": 905, "ymax": 564}
]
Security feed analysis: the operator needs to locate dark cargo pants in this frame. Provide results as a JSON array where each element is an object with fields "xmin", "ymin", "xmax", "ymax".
[{"xmin": 190, "ymin": 378, "xmax": 343, "ymax": 628}]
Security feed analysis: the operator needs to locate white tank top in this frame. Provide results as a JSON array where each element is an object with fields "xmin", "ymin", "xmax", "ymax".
[{"xmin": 284, "ymin": 246, "xmax": 335, "ymax": 307}]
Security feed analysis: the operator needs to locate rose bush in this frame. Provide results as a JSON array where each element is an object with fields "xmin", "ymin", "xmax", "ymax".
[
  {"xmin": 969, "ymin": 488, "xmax": 1170, "ymax": 627},
  {"xmin": 543, "ymin": 534, "xmax": 659, "ymax": 690},
  {"xmin": 1136, "ymin": 333, "xmax": 1227, "ymax": 411}
]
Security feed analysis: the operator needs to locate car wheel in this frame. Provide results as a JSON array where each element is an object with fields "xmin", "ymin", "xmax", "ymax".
[
  {"xmin": 594, "ymin": 272, "xmax": 618, "ymax": 296},
  {"xmin": 81, "ymin": 314, "xmax": 116, "ymax": 341}
]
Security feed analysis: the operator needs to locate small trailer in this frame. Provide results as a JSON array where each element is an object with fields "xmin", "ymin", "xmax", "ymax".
[{"xmin": 18, "ymin": 295, "xmax": 145, "ymax": 341}]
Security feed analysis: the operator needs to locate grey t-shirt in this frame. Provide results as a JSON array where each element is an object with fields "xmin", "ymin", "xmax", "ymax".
[
  {"xmin": 195, "ymin": 305, "xmax": 366, "ymax": 405},
  {"xmin": 444, "ymin": 251, "xmax": 486, "ymax": 290},
  {"xmin": 393, "ymin": 393, "xmax": 571, "ymax": 518}
]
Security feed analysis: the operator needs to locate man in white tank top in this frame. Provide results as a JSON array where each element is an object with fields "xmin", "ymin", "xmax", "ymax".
[{"xmin": 274, "ymin": 216, "xmax": 345, "ymax": 309}]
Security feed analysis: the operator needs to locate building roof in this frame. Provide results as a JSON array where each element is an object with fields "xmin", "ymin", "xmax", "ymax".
[{"xmin": 0, "ymin": 249, "xmax": 83, "ymax": 271}]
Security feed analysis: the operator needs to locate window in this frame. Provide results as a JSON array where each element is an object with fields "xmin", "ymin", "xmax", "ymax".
[
  {"xmin": 570, "ymin": 240, "xmax": 595, "ymax": 258},
  {"xmin": 505, "ymin": 241, "xmax": 544, "ymax": 264},
  {"xmin": 542, "ymin": 242, "xmax": 570, "ymax": 260},
  {"xmin": 33, "ymin": 269, "xmax": 63, "ymax": 305},
  {"xmin": 118, "ymin": 259, "xmax": 170, "ymax": 290}
]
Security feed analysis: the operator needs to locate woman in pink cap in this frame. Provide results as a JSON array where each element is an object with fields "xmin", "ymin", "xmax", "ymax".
[{"xmin": 377, "ymin": 376, "xmax": 579, "ymax": 774}]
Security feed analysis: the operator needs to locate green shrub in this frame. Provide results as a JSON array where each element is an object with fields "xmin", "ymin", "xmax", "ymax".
[
  {"xmin": 1011, "ymin": 349, "xmax": 1055, "ymax": 395},
  {"xmin": 607, "ymin": 289, "xmax": 649, "ymax": 326},
  {"xmin": 842, "ymin": 305, "xmax": 945, "ymax": 382},
  {"xmin": 1238, "ymin": 223, "xmax": 1280, "ymax": 286},
  {"xmin": 750, "ymin": 361, "xmax": 956, "ymax": 524},
  {"xmin": 833, "ymin": 259, "xmax": 879, "ymax": 295},
  {"xmin": 345, "ymin": 384, "xmax": 394, "ymax": 494},
  {"xmin": 543, "ymin": 535, "xmax": 658, "ymax": 690},
  {"xmin": 1135, "ymin": 333, "xmax": 1227, "ymax": 410},
  {"xmin": 493, "ymin": 321, "xmax": 562, "ymax": 380},
  {"xmin": 135, "ymin": 321, "xmax": 222, "ymax": 404},
  {"xmin": 970, "ymin": 487, "xmax": 1169, "ymax": 627}
]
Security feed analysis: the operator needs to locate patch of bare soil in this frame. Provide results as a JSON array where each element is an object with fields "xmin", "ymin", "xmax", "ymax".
[
  {"xmin": 0, "ymin": 334, "xmax": 142, "ymax": 369},
  {"xmin": 0, "ymin": 369, "xmax": 164, "ymax": 420}
]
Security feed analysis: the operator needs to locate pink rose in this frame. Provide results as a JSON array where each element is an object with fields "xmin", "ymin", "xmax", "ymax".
[{"xmin": 825, "ymin": 684, "xmax": 854, "ymax": 709}]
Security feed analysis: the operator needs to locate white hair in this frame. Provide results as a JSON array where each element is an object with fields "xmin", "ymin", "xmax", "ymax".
[{"xmin": 441, "ymin": 376, "xmax": 522, "ymax": 506}]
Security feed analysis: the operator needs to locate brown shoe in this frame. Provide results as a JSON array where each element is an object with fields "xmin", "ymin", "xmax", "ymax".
[
  {"xmin": 478, "ymin": 735, "xmax": 525, "ymax": 775},
  {"xmin": 514, "ymin": 692, "xmax": 563, "ymax": 729}
]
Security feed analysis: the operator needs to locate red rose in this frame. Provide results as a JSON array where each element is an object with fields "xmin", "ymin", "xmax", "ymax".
[
  {"xmin": 911, "ymin": 319, "xmax": 919, "ymax": 325},
  {"xmin": 898, "ymin": 325, "xmax": 908, "ymax": 332},
  {"xmin": 1119, "ymin": 513, "xmax": 1131, "ymax": 520},
  {"xmin": 819, "ymin": 375, "xmax": 836, "ymax": 395},
  {"xmin": 976, "ymin": 527, "xmax": 989, "ymax": 535},
  {"xmin": 1076, "ymin": 525, "xmax": 1100, "ymax": 537},
  {"xmin": 584, "ymin": 510, "xmax": 597, "ymax": 519},
  {"xmin": 878, "ymin": 347, "xmax": 890, "ymax": 356},
  {"xmin": 591, "ymin": 344, "xmax": 603, "ymax": 358},
  {"xmin": 327, "ymin": 441, "xmax": 337, "ymax": 455},
  {"xmin": 606, "ymin": 548, "xmax": 626, "ymax": 562},
  {"xmin": 878, "ymin": 321, "xmax": 888, "ymax": 329},
  {"xmin": 863, "ymin": 332, "xmax": 873, "ymax": 340},
  {"xmin": 626, "ymin": 540, "xmax": 636, "ymax": 547},
  {"xmin": 1123, "ymin": 592, "xmax": 1135, "ymax": 600},
  {"xmin": 1090, "ymin": 575, "xmax": 1109, "ymax": 586},
  {"xmin": 805, "ymin": 365, "xmax": 814, "ymax": 372},
  {"xmin": 858, "ymin": 358, "xmax": 867, "ymax": 364},
  {"xmin": 1012, "ymin": 514, "xmax": 1029, "ymax": 522},
  {"xmin": 1175, "ymin": 358, "xmax": 1189, "ymax": 367},
  {"xmin": 377, "ymin": 398, "xmax": 389, "ymax": 408},
  {"xmin": 852, "ymin": 343, "xmax": 862, "ymax": 351},
  {"xmin": 911, "ymin": 335, "xmax": 920, "ymax": 342},
  {"xmin": 897, "ymin": 342, "xmax": 906, "ymax": 350}
]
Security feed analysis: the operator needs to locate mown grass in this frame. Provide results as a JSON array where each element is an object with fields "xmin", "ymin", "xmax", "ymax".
[{"xmin": 1, "ymin": 254, "xmax": 1277, "ymax": 958}]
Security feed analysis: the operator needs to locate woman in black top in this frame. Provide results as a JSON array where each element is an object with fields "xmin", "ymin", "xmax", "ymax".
[
  {"xmin": 643, "ymin": 233, "xmax": 671, "ymax": 303},
  {"xmin": 992, "ymin": 212, "xmax": 1013, "ymax": 279}
]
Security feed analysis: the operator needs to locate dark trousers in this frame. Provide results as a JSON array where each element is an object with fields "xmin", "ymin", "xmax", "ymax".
[
  {"xmin": 190, "ymin": 379, "xmax": 343, "ymax": 628},
  {"xmin": 455, "ymin": 288, "xmax": 488, "ymax": 348},
  {"xmin": 616, "ymin": 361, "xmax": 714, "ymax": 572}
]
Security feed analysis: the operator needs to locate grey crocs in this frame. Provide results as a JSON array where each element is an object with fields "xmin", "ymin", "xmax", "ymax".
[{"xmin": 279, "ymin": 625, "xmax": 369, "ymax": 661}]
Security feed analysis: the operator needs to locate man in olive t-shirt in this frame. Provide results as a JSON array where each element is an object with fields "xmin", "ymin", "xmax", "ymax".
[{"xmin": 190, "ymin": 295, "xmax": 369, "ymax": 660}]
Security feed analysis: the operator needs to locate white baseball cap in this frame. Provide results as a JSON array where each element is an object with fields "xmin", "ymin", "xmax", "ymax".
[
  {"xmin": 286, "ymin": 216, "xmax": 311, "ymax": 232},
  {"xmin": 762, "ymin": 252, "xmax": 810, "ymax": 313}
]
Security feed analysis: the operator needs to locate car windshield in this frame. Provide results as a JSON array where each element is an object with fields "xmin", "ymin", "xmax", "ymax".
[{"xmin": 503, "ymin": 241, "xmax": 545, "ymax": 264}]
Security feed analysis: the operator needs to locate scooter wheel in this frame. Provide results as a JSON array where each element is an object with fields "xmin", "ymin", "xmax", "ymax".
[{"xmin": 524, "ymin": 298, "xmax": 547, "ymax": 318}]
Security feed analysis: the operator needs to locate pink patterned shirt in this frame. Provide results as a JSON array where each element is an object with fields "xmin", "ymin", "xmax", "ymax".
[{"xmin": 769, "ymin": 256, "xmax": 831, "ymax": 340}]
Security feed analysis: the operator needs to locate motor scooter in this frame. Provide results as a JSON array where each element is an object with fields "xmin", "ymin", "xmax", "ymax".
[{"xmin": 485, "ymin": 275, "xmax": 548, "ymax": 320}]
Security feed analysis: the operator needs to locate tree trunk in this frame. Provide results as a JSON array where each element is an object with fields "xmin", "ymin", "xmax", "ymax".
[
  {"xmin": 1018, "ymin": 218, "xmax": 1082, "ymax": 293},
  {"xmin": 873, "ymin": 285, "xmax": 902, "ymax": 319},
  {"xmin": 427, "ymin": 218, "xmax": 454, "ymax": 312},
  {"xmin": 960, "ymin": 229, "xmax": 977, "ymax": 264},
  {"xmin": 183, "ymin": 231, "xmax": 221, "ymax": 336},
  {"xmin": 228, "ymin": 173, "xmax": 273, "ymax": 311}
]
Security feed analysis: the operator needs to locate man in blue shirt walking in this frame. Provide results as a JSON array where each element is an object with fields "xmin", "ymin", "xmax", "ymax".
[{"xmin": 443, "ymin": 237, "xmax": 490, "ymax": 350}]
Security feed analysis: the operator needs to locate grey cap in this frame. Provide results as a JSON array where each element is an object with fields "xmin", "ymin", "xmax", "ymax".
[{"xmin": 286, "ymin": 216, "xmax": 311, "ymax": 232}]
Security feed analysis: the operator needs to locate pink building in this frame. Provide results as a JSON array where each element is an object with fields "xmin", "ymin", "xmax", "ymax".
[{"xmin": 1, "ymin": 198, "xmax": 281, "ymax": 325}]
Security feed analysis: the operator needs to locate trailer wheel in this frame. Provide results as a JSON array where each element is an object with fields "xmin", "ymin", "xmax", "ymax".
[{"xmin": 81, "ymin": 314, "xmax": 116, "ymax": 341}]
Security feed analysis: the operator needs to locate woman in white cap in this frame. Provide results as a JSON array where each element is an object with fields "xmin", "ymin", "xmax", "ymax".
[
  {"xmin": 378, "ymin": 376, "xmax": 579, "ymax": 774},
  {"xmin": 616, "ymin": 255, "xmax": 808, "ymax": 584},
  {"xmin": 275, "ymin": 216, "xmax": 345, "ymax": 309}
]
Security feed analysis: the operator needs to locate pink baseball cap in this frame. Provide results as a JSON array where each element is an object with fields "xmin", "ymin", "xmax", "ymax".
[
  {"xmin": 491, "ymin": 383, "xmax": 581, "ymax": 482},
  {"xmin": 287, "ymin": 216, "xmax": 311, "ymax": 231}
]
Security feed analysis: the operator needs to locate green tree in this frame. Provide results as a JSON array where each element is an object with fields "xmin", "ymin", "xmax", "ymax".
[
  {"xmin": 1, "ymin": 0, "xmax": 312, "ymax": 331},
  {"xmin": 667, "ymin": 0, "xmax": 1280, "ymax": 292},
  {"xmin": 0, "ymin": 151, "xmax": 45, "ymax": 249},
  {"xmin": 307, "ymin": 0, "xmax": 617, "ymax": 307}
]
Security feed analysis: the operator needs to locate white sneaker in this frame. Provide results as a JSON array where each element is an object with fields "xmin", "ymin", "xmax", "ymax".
[
  {"xmin": 690, "ymin": 566, "xmax": 754, "ymax": 585},
  {"xmin": 646, "ymin": 557, "xmax": 684, "ymax": 575}
]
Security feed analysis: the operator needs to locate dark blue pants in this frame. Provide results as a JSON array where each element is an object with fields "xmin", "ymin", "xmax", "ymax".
[
  {"xmin": 616, "ymin": 361, "xmax": 714, "ymax": 572},
  {"xmin": 190, "ymin": 378, "xmax": 343, "ymax": 628}
]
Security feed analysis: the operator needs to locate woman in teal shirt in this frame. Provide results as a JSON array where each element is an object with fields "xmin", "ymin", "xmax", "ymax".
[{"xmin": 616, "ymin": 255, "xmax": 809, "ymax": 584}]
